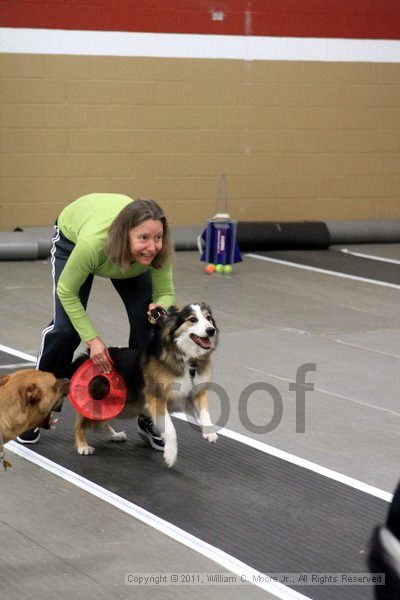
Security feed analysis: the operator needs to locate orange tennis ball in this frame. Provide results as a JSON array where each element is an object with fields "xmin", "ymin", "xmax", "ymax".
[{"xmin": 205, "ymin": 264, "xmax": 215, "ymax": 274}]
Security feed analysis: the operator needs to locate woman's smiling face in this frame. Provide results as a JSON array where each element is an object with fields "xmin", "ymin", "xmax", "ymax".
[{"xmin": 128, "ymin": 219, "xmax": 163, "ymax": 265}]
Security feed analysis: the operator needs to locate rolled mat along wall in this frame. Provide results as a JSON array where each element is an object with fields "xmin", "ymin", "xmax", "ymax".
[
  {"xmin": 326, "ymin": 220, "xmax": 400, "ymax": 245},
  {"xmin": 235, "ymin": 221, "xmax": 331, "ymax": 251},
  {"xmin": 2, "ymin": 220, "xmax": 400, "ymax": 260},
  {"xmin": 0, "ymin": 230, "xmax": 53, "ymax": 260},
  {"xmin": 2, "ymin": 222, "xmax": 329, "ymax": 257}
]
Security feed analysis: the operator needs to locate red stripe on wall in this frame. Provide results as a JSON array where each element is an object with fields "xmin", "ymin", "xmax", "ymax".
[{"xmin": 1, "ymin": 0, "xmax": 399, "ymax": 40}]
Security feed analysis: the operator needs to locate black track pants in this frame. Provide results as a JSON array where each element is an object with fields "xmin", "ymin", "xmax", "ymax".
[{"xmin": 36, "ymin": 226, "xmax": 152, "ymax": 378}]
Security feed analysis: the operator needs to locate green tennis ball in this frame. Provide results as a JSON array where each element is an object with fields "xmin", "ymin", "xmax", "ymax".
[
  {"xmin": 224, "ymin": 265, "xmax": 233, "ymax": 274},
  {"xmin": 215, "ymin": 264, "xmax": 224, "ymax": 273}
]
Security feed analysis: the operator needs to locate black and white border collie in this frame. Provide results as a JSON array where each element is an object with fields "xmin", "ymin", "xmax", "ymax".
[{"xmin": 72, "ymin": 303, "xmax": 219, "ymax": 467}]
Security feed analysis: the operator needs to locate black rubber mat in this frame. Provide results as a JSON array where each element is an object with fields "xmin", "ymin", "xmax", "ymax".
[
  {"xmin": 10, "ymin": 399, "xmax": 385, "ymax": 600},
  {"xmin": 256, "ymin": 249, "xmax": 400, "ymax": 286},
  {"xmin": 1, "ymin": 354, "xmax": 386, "ymax": 599}
]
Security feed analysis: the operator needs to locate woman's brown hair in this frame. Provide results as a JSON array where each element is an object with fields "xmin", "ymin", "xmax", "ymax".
[{"xmin": 104, "ymin": 199, "xmax": 174, "ymax": 269}]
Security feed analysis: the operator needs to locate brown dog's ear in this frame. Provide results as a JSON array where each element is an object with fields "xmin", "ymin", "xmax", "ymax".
[
  {"xmin": 25, "ymin": 383, "xmax": 42, "ymax": 404},
  {"xmin": 0, "ymin": 375, "xmax": 10, "ymax": 386}
]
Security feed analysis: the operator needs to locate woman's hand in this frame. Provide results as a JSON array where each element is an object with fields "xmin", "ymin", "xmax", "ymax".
[
  {"xmin": 147, "ymin": 302, "xmax": 165, "ymax": 324},
  {"xmin": 86, "ymin": 337, "xmax": 113, "ymax": 373}
]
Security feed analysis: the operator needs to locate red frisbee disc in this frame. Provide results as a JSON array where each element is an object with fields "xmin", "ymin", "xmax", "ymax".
[{"xmin": 69, "ymin": 358, "xmax": 127, "ymax": 420}]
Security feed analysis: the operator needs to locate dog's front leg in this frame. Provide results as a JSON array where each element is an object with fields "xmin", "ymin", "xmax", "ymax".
[
  {"xmin": 147, "ymin": 396, "xmax": 177, "ymax": 468},
  {"xmin": 193, "ymin": 390, "xmax": 218, "ymax": 443}
]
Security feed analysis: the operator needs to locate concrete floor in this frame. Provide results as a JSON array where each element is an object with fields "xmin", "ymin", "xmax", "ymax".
[{"xmin": 1, "ymin": 246, "xmax": 399, "ymax": 599}]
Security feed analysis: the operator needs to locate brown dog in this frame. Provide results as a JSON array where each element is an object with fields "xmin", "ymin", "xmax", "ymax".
[{"xmin": 0, "ymin": 369, "xmax": 69, "ymax": 469}]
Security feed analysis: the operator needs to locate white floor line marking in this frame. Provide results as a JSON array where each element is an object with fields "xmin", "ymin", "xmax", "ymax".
[
  {"xmin": 311, "ymin": 387, "xmax": 400, "ymax": 418},
  {"xmin": 322, "ymin": 337, "xmax": 400, "ymax": 361},
  {"xmin": 0, "ymin": 344, "xmax": 36, "ymax": 362},
  {"xmin": 340, "ymin": 248, "xmax": 400, "ymax": 265},
  {"xmin": 1, "ymin": 344, "xmax": 394, "ymax": 502},
  {"xmin": 173, "ymin": 414, "xmax": 393, "ymax": 503},
  {"xmin": 0, "ymin": 362, "xmax": 37, "ymax": 370},
  {"xmin": 5, "ymin": 442, "xmax": 311, "ymax": 600},
  {"xmin": 5, "ymin": 285, "xmax": 43, "ymax": 290},
  {"xmin": 243, "ymin": 366, "xmax": 400, "ymax": 418},
  {"xmin": 245, "ymin": 253, "xmax": 400, "ymax": 290}
]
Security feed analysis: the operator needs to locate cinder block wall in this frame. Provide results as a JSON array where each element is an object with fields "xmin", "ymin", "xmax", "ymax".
[{"xmin": 1, "ymin": 1, "xmax": 400, "ymax": 230}]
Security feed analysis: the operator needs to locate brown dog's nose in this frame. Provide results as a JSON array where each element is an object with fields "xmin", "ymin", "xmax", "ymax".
[{"xmin": 206, "ymin": 327, "xmax": 216, "ymax": 337}]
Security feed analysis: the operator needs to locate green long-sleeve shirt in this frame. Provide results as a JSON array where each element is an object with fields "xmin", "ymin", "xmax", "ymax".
[{"xmin": 56, "ymin": 193, "xmax": 175, "ymax": 341}]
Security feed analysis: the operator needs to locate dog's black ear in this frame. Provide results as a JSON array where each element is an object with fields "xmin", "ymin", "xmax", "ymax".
[
  {"xmin": 200, "ymin": 302, "xmax": 213, "ymax": 316},
  {"xmin": 160, "ymin": 305, "xmax": 180, "ymax": 328},
  {"xmin": 0, "ymin": 375, "xmax": 10, "ymax": 386},
  {"xmin": 201, "ymin": 302, "xmax": 218, "ymax": 330},
  {"xmin": 158, "ymin": 306, "xmax": 180, "ymax": 340},
  {"xmin": 166, "ymin": 305, "xmax": 179, "ymax": 317},
  {"xmin": 24, "ymin": 383, "xmax": 42, "ymax": 404}
]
